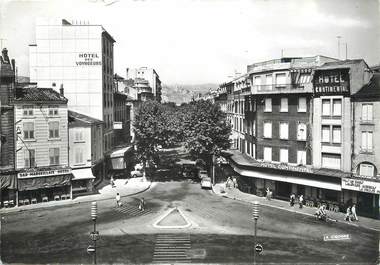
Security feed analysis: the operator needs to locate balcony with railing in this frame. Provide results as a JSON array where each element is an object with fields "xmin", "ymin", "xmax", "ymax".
[{"xmin": 251, "ymin": 83, "xmax": 313, "ymax": 94}]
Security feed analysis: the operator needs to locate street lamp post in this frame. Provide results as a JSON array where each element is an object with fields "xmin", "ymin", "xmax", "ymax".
[
  {"xmin": 89, "ymin": 201, "xmax": 98, "ymax": 264},
  {"xmin": 252, "ymin": 201, "xmax": 260, "ymax": 265}
]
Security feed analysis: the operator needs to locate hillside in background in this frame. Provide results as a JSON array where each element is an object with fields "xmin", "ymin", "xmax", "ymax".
[{"xmin": 162, "ymin": 83, "xmax": 219, "ymax": 104}]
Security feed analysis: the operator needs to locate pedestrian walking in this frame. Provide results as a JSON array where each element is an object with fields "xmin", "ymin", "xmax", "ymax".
[
  {"xmin": 299, "ymin": 195, "xmax": 304, "ymax": 209},
  {"xmin": 345, "ymin": 205, "xmax": 352, "ymax": 222},
  {"xmin": 351, "ymin": 204, "xmax": 359, "ymax": 221},
  {"xmin": 139, "ymin": 197, "xmax": 145, "ymax": 211},
  {"xmin": 232, "ymin": 177, "xmax": 238, "ymax": 189},
  {"xmin": 266, "ymin": 188, "xmax": 271, "ymax": 200},
  {"xmin": 110, "ymin": 176, "xmax": 116, "ymax": 188},
  {"xmin": 226, "ymin": 177, "xmax": 232, "ymax": 189},
  {"xmin": 290, "ymin": 193, "xmax": 295, "ymax": 206},
  {"xmin": 116, "ymin": 193, "xmax": 122, "ymax": 207}
]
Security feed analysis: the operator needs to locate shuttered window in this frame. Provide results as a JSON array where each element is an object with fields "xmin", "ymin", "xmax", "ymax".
[{"xmin": 263, "ymin": 147, "xmax": 272, "ymax": 161}]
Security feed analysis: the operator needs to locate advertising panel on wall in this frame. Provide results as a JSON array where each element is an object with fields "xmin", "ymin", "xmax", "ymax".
[
  {"xmin": 313, "ymin": 68, "xmax": 350, "ymax": 96},
  {"xmin": 342, "ymin": 177, "xmax": 380, "ymax": 194}
]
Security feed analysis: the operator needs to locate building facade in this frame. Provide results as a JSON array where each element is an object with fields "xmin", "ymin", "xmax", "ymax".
[
  {"xmin": 68, "ymin": 110, "xmax": 103, "ymax": 196},
  {"xmin": 349, "ymin": 73, "xmax": 380, "ymax": 218},
  {"xmin": 0, "ymin": 48, "xmax": 17, "ymax": 207},
  {"xmin": 29, "ymin": 18, "xmax": 116, "ymax": 153},
  {"xmin": 13, "ymin": 85, "xmax": 72, "ymax": 205},
  {"xmin": 218, "ymin": 56, "xmax": 380, "ymax": 218},
  {"xmin": 126, "ymin": 67, "xmax": 162, "ymax": 102}
]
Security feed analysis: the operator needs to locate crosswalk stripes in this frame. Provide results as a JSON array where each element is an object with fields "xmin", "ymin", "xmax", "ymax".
[
  {"xmin": 114, "ymin": 204, "xmax": 152, "ymax": 218},
  {"xmin": 152, "ymin": 234, "xmax": 191, "ymax": 264}
]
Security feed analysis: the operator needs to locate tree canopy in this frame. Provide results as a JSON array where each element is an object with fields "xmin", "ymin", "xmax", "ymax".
[
  {"xmin": 181, "ymin": 100, "xmax": 231, "ymax": 162},
  {"xmin": 133, "ymin": 99, "xmax": 231, "ymax": 168}
]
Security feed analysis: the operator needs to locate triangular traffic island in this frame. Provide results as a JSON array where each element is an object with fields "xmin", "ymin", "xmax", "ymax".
[{"xmin": 153, "ymin": 207, "xmax": 192, "ymax": 229}]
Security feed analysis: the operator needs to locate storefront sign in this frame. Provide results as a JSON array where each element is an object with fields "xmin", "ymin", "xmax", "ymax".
[
  {"xmin": 18, "ymin": 168, "xmax": 72, "ymax": 178},
  {"xmin": 76, "ymin": 53, "xmax": 102, "ymax": 66},
  {"xmin": 342, "ymin": 177, "xmax": 380, "ymax": 194},
  {"xmin": 313, "ymin": 69, "xmax": 350, "ymax": 96},
  {"xmin": 259, "ymin": 162, "xmax": 312, "ymax": 174}
]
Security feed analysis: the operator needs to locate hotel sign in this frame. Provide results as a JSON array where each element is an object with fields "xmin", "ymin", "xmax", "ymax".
[
  {"xmin": 342, "ymin": 177, "xmax": 380, "ymax": 194},
  {"xmin": 18, "ymin": 168, "xmax": 72, "ymax": 179},
  {"xmin": 313, "ymin": 69, "xmax": 350, "ymax": 96},
  {"xmin": 258, "ymin": 162, "xmax": 313, "ymax": 174},
  {"xmin": 76, "ymin": 53, "xmax": 102, "ymax": 66}
]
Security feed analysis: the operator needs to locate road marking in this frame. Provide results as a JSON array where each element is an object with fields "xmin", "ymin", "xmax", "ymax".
[
  {"xmin": 114, "ymin": 205, "xmax": 153, "ymax": 218},
  {"xmin": 152, "ymin": 234, "xmax": 192, "ymax": 264}
]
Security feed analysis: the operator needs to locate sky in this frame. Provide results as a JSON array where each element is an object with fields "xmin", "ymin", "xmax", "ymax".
[{"xmin": 0, "ymin": 0, "xmax": 379, "ymax": 85}]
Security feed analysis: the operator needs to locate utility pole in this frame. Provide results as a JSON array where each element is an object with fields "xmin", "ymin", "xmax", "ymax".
[
  {"xmin": 337, "ymin": 36, "xmax": 342, "ymax": 59},
  {"xmin": 345, "ymin": 43, "xmax": 348, "ymax": 60}
]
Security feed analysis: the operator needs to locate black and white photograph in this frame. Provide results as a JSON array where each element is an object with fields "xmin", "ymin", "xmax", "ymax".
[{"xmin": 0, "ymin": 0, "xmax": 379, "ymax": 264}]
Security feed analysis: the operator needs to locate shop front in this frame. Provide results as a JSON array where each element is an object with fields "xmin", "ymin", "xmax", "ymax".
[
  {"xmin": 17, "ymin": 168, "xmax": 72, "ymax": 205},
  {"xmin": 226, "ymin": 156, "xmax": 344, "ymax": 209},
  {"xmin": 0, "ymin": 172, "xmax": 17, "ymax": 208},
  {"xmin": 341, "ymin": 175, "xmax": 380, "ymax": 219},
  {"xmin": 71, "ymin": 167, "xmax": 95, "ymax": 197},
  {"xmin": 107, "ymin": 145, "xmax": 135, "ymax": 179}
]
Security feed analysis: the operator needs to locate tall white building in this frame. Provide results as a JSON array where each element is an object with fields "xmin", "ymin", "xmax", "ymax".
[
  {"xmin": 126, "ymin": 67, "xmax": 162, "ymax": 102},
  {"xmin": 29, "ymin": 18, "xmax": 116, "ymax": 152}
]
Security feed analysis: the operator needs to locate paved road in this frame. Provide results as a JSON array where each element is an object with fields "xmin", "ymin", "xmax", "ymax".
[{"xmin": 1, "ymin": 180, "xmax": 378, "ymax": 264}]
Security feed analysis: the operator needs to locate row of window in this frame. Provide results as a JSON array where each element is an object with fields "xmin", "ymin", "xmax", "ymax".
[
  {"xmin": 24, "ymin": 147, "xmax": 84, "ymax": 168},
  {"xmin": 22, "ymin": 105, "xmax": 59, "ymax": 117},
  {"xmin": 23, "ymin": 122, "xmax": 60, "ymax": 140},
  {"xmin": 322, "ymin": 98, "xmax": 342, "ymax": 117},
  {"xmin": 261, "ymin": 147, "xmax": 307, "ymax": 165},
  {"xmin": 229, "ymin": 97, "xmax": 308, "ymax": 114},
  {"xmin": 24, "ymin": 148, "xmax": 60, "ymax": 167},
  {"xmin": 264, "ymin": 97, "xmax": 307, "ymax": 112},
  {"xmin": 263, "ymin": 121, "xmax": 307, "ymax": 141}
]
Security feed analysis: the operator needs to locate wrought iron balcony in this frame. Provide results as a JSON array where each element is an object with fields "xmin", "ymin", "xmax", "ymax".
[{"xmin": 251, "ymin": 84, "xmax": 312, "ymax": 94}]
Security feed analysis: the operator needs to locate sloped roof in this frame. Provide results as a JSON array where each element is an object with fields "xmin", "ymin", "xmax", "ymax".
[
  {"xmin": 68, "ymin": 110, "xmax": 103, "ymax": 125},
  {"xmin": 317, "ymin": 59, "xmax": 369, "ymax": 70},
  {"xmin": 352, "ymin": 73, "xmax": 380, "ymax": 100},
  {"xmin": 14, "ymin": 87, "xmax": 67, "ymax": 103}
]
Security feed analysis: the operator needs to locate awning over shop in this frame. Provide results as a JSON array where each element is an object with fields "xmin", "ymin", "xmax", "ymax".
[
  {"xmin": 0, "ymin": 174, "xmax": 17, "ymax": 189},
  {"xmin": 18, "ymin": 174, "xmax": 72, "ymax": 191},
  {"xmin": 110, "ymin": 146, "xmax": 133, "ymax": 158},
  {"xmin": 72, "ymin": 168, "xmax": 96, "ymax": 181},
  {"xmin": 231, "ymin": 164, "xmax": 342, "ymax": 191}
]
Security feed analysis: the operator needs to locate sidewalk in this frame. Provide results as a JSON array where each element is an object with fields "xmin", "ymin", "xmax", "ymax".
[
  {"xmin": 0, "ymin": 177, "xmax": 152, "ymax": 214},
  {"xmin": 213, "ymin": 183, "xmax": 380, "ymax": 232}
]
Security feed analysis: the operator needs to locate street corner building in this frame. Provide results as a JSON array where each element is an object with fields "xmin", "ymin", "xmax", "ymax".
[
  {"xmin": 29, "ymin": 18, "xmax": 116, "ymax": 153},
  {"xmin": 216, "ymin": 56, "xmax": 380, "ymax": 219},
  {"xmin": 13, "ymin": 84, "xmax": 73, "ymax": 205}
]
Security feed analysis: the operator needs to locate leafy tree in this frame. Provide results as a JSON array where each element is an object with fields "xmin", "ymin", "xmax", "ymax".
[
  {"xmin": 133, "ymin": 100, "xmax": 182, "ymax": 174},
  {"xmin": 181, "ymin": 99, "xmax": 231, "ymax": 167}
]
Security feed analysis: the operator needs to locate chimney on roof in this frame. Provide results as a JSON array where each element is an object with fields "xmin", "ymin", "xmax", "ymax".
[
  {"xmin": 126, "ymin": 68, "xmax": 129, "ymax": 79},
  {"xmin": 60, "ymin": 84, "xmax": 64, "ymax": 96}
]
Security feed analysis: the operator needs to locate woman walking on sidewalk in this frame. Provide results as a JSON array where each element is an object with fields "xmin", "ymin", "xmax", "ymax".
[
  {"xmin": 299, "ymin": 195, "xmax": 304, "ymax": 209},
  {"xmin": 290, "ymin": 193, "xmax": 295, "ymax": 206},
  {"xmin": 351, "ymin": 204, "xmax": 359, "ymax": 221}
]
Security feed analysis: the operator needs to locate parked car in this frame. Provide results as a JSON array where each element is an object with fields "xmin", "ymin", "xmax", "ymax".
[
  {"xmin": 201, "ymin": 177, "xmax": 212, "ymax": 189},
  {"xmin": 198, "ymin": 170, "xmax": 208, "ymax": 180},
  {"xmin": 131, "ymin": 163, "xmax": 143, "ymax": 178},
  {"xmin": 130, "ymin": 169, "xmax": 143, "ymax": 178}
]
